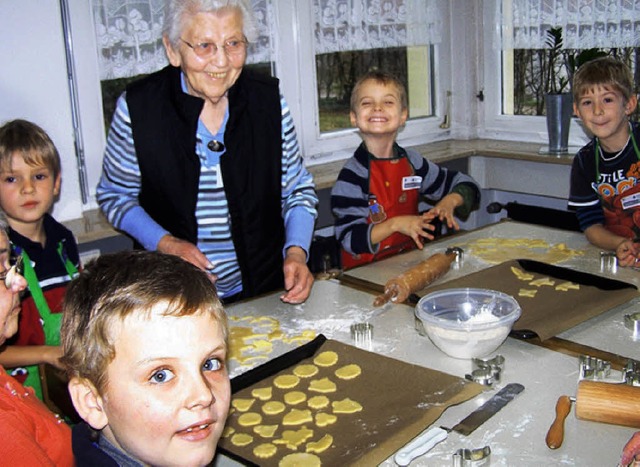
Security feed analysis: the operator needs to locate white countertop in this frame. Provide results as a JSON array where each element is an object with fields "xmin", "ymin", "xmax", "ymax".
[{"xmin": 214, "ymin": 221, "xmax": 639, "ymax": 466}]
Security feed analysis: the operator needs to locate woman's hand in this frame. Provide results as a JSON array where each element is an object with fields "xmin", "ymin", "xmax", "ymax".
[
  {"xmin": 281, "ymin": 246, "xmax": 313, "ymax": 304},
  {"xmin": 44, "ymin": 346, "xmax": 65, "ymax": 370},
  {"xmin": 157, "ymin": 235, "xmax": 217, "ymax": 281}
]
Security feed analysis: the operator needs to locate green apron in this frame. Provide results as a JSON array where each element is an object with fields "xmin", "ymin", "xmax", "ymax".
[{"xmin": 15, "ymin": 242, "xmax": 78, "ymax": 400}]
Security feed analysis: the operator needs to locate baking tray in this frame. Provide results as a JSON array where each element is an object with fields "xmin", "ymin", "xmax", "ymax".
[
  {"xmin": 423, "ymin": 259, "xmax": 639, "ymax": 341},
  {"xmin": 218, "ymin": 336, "xmax": 483, "ymax": 466}
]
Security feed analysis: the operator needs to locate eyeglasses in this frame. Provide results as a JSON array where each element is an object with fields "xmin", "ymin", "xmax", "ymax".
[
  {"xmin": 180, "ymin": 37, "xmax": 247, "ymax": 59},
  {"xmin": 0, "ymin": 255, "xmax": 23, "ymax": 289}
]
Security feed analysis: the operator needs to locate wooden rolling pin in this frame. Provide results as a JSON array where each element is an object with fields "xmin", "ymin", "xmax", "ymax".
[
  {"xmin": 373, "ymin": 251, "xmax": 456, "ymax": 307},
  {"xmin": 546, "ymin": 381, "xmax": 640, "ymax": 449}
]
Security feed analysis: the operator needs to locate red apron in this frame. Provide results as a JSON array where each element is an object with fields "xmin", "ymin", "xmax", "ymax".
[
  {"xmin": 596, "ymin": 134, "xmax": 640, "ymax": 239},
  {"xmin": 342, "ymin": 157, "xmax": 420, "ymax": 270}
]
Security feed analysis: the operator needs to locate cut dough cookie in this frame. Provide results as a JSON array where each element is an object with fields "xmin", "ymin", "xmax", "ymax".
[
  {"xmin": 274, "ymin": 426, "xmax": 314, "ymax": 449},
  {"xmin": 293, "ymin": 364, "xmax": 319, "ymax": 378},
  {"xmin": 510, "ymin": 266, "xmax": 534, "ymax": 281},
  {"xmin": 262, "ymin": 401, "xmax": 286, "ymax": 415},
  {"xmin": 307, "ymin": 395, "xmax": 330, "ymax": 410},
  {"xmin": 231, "ymin": 398, "xmax": 255, "ymax": 412},
  {"xmin": 253, "ymin": 443, "xmax": 277, "ymax": 459},
  {"xmin": 284, "ymin": 391, "xmax": 307, "ymax": 405},
  {"xmin": 221, "ymin": 426, "xmax": 236, "ymax": 438},
  {"xmin": 529, "ymin": 277, "xmax": 555, "ymax": 287},
  {"xmin": 315, "ymin": 412, "xmax": 337, "ymax": 427},
  {"xmin": 308, "ymin": 377, "xmax": 337, "ymax": 393},
  {"xmin": 306, "ymin": 434, "xmax": 333, "ymax": 454},
  {"xmin": 556, "ymin": 281, "xmax": 580, "ymax": 291},
  {"xmin": 231, "ymin": 432, "xmax": 253, "ymax": 447},
  {"xmin": 332, "ymin": 398, "xmax": 363, "ymax": 414},
  {"xmin": 254, "ymin": 424, "xmax": 279, "ymax": 438},
  {"xmin": 252, "ymin": 386, "xmax": 273, "ymax": 401},
  {"xmin": 279, "ymin": 452, "xmax": 321, "ymax": 467},
  {"xmin": 274, "ymin": 374, "xmax": 300, "ymax": 389},
  {"xmin": 238, "ymin": 412, "xmax": 262, "ymax": 427},
  {"xmin": 282, "ymin": 408, "xmax": 313, "ymax": 426},
  {"xmin": 314, "ymin": 350, "xmax": 339, "ymax": 367},
  {"xmin": 335, "ymin": 363, "xmax": 362, "ymax": 380},
  {"xmin": 518, "ymin": 288, "xmax": 538, "ymax": 298}
]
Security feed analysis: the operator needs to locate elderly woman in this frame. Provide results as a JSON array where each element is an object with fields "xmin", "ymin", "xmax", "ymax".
[
  {"xmin": 0, "ymin": 210, "xmax": 73, "ymax": 465},
  {"xmin": 97, "ymin": 0, "xmax": 318, "ymax": 304}
]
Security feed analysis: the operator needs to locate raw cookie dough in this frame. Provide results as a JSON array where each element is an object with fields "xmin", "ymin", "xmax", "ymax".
[
  {"xmin": 232, "ymin": 398, "xmax": 256, "ymax": 412},
  {"xmin": 284, "ymin": 391, "xmax": 307, "ymax": 405},
  {"xmin": 238, "ymin": 412, "xmax": 263, "ymax": 427},
  {"xmin": 279, "ymin": 452, "xmax": 321, "ymax": 467},
  {"xmin": 254, "ymin": 424, "xmax": 279, "ymax": 438},
  {"xmin": 465, "ymin": 238, "xmax": 583, "ymax": 264},
  {"xmin": 332, "ymin": 398, "xmax": 363, "ymax": 414},
  {"xmin": 335, "ymin": 363, "xmax": 362, "ymax": 380},
  {"xmin": 314, "ymin": 350, "xmax": 339, "ymax": 367},
  {"xmin": 253, "ymin": 443, "xmax": 277, "ymax": 459},
  {"xmin": 262, "ymin": 400, "xmax": 286, "ymax": 415},
  {"xmin": 222, "ymin": 426, "xmax": 236, "ymax": 438},
  {"xmin": 282, "ymin": 408, "xmax": 313, "ymax": 426},
  {"xmin": 231, "ymin": 432, "xmax": 253, "ymax": 447},
  {"xmin": 306, "ymin": 434, "xmax": 334, "ymax": 454},
  {"xmin": 274, "ymin": 426, "xmax": 314, "ymax": 449},
  {"xmin": 308, "ymin": 377, "xmax": 337, "ymax": 393},
  {"xmin": 274, "ymin": 374, "xmax": 300, "ymax": 389},
  {"xmin": 252, "ymin": 386, "xmax": 273, "ymax": 401},
  {"xmin": 307, "ymin": 395, "xmax": 330, "ymax": 409},
  {"xmin": 315, "ymin": 412, "xmax": 337, "ymax": 427},
  {"xmin": 293, "ymin": 364, "xmax": 319, "ymax": 378}
]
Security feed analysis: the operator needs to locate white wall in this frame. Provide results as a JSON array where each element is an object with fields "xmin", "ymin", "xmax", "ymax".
[{"xmin": 0, "ymin": 0, "xmax": 104, "ymax": 222}]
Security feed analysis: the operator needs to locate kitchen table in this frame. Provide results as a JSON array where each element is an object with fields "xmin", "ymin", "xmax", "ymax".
[{"xmin": 214, "ymin": 271, "xmax": 637, "ymax": 466}]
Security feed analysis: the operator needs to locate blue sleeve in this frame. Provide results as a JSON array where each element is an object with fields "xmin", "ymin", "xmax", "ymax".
[
  {"xmin": 280, "ymin": 96, "xmax": 318, "ymax": 258},
  {"xmin": 96, "ymin": 93, "xmax": 169, "ymax": 250}
]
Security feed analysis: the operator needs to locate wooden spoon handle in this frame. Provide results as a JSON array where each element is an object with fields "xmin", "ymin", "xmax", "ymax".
[{"xmin": 546, "ymin": 395, "xmax": 573, "ymax": 449}]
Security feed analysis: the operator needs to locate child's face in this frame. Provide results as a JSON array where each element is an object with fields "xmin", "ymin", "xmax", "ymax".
[
  {"xmin": 99, "ymin": 305, "xmax": 230, "ymax": 466},
  {"xmin": 573, "ymin": 84, "xmax": 638, "ymax": 152},
  {"xmin": 350, "ymin": 79, "xmax": 408, "ymax": 137},
  {"xmin": 0, "ymin": 152, "xmax": 60, "ymax": 230}
]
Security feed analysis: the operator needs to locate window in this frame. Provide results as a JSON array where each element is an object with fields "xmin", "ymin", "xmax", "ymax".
[
  {"xmin": 91, "ymin": 0, "xmax": 446, "ymax": 163},
  {"xmin": 481, "ymin": 0, "xmax": 640, "ymax": 145}
]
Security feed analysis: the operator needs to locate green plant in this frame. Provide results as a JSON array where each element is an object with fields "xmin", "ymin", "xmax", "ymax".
[{"xmin": 544, "ymin": 27, "xmax": 608, "ymax": 95}]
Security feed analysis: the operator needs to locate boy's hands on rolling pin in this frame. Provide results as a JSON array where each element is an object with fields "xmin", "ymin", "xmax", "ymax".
[
  {"xmin": 619, "ymin": 431, "xmax": 640, "ymax": 466},
  {"xmin": 427, "ymin": 193, "xmax": 464, "ymax": 231}
]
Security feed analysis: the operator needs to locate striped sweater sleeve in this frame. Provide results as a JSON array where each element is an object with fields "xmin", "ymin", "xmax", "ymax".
[{"xmin": 280, "ymin": 96, "xmax": 319, "ymax": 256}]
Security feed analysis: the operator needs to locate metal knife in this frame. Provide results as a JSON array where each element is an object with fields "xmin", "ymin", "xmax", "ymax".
[{"xmin": 394, "ymin": 383, "xmax": 525, "ymax": 466}]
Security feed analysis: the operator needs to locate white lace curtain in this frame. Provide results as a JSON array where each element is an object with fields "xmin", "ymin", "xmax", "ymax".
[
  {"xmin": 91, "ymin": 0, "xmax": 274, "ymax": 80},
  {"xmin": 501, "ymin": 0, "xmax": 640, "ymax": 49},
  {"xmin": 313, "ymin": 0, "xmax": 444, "ymax": 54}
]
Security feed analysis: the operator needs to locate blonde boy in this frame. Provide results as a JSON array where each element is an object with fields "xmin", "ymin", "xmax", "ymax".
[
  {"xmin": 61, "ymin": 250, "xmax": 231, "ymax": 465},
  {"xmin": 0, "ymin": 119, "xmax": 80, "ymax": 399},
  {"xmin": 331, "ymin": 71, "xmax": 480, "ymax": 269},
  {"xmin": 568, "ymin": 57, "xmax": 639, "ymax": 267}
]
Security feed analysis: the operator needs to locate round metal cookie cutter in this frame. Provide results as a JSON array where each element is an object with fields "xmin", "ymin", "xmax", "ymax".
[
  {"xmin": 624, "ymin": 312, "xmax": 640, "ymax": 338},
  {"xmin": 452, "ymin": 446, "xmax": 491, "ymax": 467}
]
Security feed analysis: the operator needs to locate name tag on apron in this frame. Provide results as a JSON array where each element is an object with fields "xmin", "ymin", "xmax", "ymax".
[
  {"xmin": 621, "ymin": 192, "xmax": 640, "ymax": 210},
  {"xmin": 402, "ymin": 176, "xmax": 421, "ymax": 191}
]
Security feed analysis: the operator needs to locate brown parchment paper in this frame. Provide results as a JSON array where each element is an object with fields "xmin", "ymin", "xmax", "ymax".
[
  {"xmin": 218, "ymin": 339, "xmax": 484, "ymax": 466},
  {"xmin": 423, "ymin": 260, "xmax": 639, "ymax": 341}
]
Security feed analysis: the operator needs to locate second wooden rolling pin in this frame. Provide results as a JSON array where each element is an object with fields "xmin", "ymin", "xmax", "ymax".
[
  {"xmin": 373, "ymin": 251, "xmax": 456, "ymax": 307},
  {"xmin": 546, "ymin": 380, "xmax": 640, "ymax": 449}
]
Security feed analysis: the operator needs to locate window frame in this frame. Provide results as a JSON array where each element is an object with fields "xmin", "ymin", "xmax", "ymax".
[
  {"xmin": 478, "ymin": 0, "xmax": 591, "ymax": 148},
  {"xmin": 273, "ymin": 1, "xmax": 453, "ymax": 166}
]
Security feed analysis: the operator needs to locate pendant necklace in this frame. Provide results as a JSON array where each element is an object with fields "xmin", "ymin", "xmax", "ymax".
[{"xmin": 208, "ymin": 140, "xmax": 225, "ymax": 152}]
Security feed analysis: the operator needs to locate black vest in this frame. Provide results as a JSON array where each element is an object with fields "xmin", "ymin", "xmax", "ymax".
[{"xmin": 126, "ymin": 66, "xmax": 285, "ymax": 298}]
